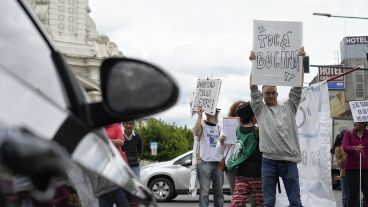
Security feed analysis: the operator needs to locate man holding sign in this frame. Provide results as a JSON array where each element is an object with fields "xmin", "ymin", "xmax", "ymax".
[
  {"xmin": 249, "ymin": 46, "xmax": 306, "ymax": 207},
  {"xmin": 193, "ymin": 107, "xmax": 223, "ymax": 207}
]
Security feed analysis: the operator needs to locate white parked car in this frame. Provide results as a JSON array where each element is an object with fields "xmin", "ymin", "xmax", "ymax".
[{"xmin": 141, "ymin": 150, "xmax": 231, "ymax": 202}]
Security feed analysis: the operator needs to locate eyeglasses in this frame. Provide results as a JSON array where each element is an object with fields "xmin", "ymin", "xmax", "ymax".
[{"xmin": 264, "ymin": 92, "xmax": 278, "ymax": 97}]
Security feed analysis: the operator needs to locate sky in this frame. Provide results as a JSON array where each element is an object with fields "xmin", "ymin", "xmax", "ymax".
[{"xmin": 89, "ymin": 0, "xmax": 368, "ymax": 127}]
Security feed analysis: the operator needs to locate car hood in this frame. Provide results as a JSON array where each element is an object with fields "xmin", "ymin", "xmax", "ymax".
[{"xmin": 143, "ymin": 161, "xmax": 172, "ymax": 169}]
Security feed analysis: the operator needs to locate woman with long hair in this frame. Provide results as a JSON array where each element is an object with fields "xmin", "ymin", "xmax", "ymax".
[
  {"xmin": 227, "ymin": 102, "xmax": 263, "ymax": 207},
  {"xmin": 216, "ymin": 100, "xmax": 246, "ymax": 195}
]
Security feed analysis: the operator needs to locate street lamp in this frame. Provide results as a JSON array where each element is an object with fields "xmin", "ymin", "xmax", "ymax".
[{"xmin": 313, "ymin": 12, "xmax": 368, "ymax": 20}]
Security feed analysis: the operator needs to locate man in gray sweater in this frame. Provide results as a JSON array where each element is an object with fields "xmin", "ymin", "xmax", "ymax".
[{"xmin": 249, "ymin": 49, "xmax": 304, "ymax": 207}]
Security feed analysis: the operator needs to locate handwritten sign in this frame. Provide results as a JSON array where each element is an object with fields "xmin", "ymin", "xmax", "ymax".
[
  {"xmin": 191, "ymin": 79, "xmax": 222, "ymax": 115},
  {"xmin": 349, "ymin": 100, "xmax": 368, "ymax": 122},
  {"xmin": 223, "ymin": 117, "xmax": 240, "ymax": 144},
  {"xmin": 251, "ymin": 20, "xmax": 303, "ymax": 86}
]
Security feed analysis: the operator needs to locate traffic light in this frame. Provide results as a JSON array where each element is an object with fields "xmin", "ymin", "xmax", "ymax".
[{"xmin": 303, "ymin": 56, "xmax": 310, "ymax": 73}]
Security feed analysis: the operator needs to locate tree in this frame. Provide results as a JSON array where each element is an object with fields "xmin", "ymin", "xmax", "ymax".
[{"xmin": 136, "ymin": 118, "xmax": 193, "ymax": 161}]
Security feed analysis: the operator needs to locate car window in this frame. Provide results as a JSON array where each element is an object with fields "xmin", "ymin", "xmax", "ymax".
[
  {"xmin": 173, "ymin": 153, "xmax": 192, "ymax": 165},
  {"xmin": 0, "ymin": 68, "xmax": 68, "ymax": 139},
  {"xmin": 0, "ymin": 0, "xmax": 67, "ymax": 108}
]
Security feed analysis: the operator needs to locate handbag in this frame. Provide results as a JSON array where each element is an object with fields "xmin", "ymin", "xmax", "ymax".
[
  {"xmin": 219, "ymin": 157, "xmax": 227, "ymax": 171},
  {"xmin": 219, "ymin": 146, "xmax": 232, "ymax": 171}
]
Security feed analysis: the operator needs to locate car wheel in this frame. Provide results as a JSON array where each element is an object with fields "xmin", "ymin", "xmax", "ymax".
[
  {"xmin": 149, "ymin": 177, "xmax": 175, "ymax": 202},
  {"xmin": 171, "ymin": 193, "xmax": 177, "ymax": 200}
]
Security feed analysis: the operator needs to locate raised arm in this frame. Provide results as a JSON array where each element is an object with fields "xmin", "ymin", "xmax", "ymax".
[
  {"xmin": 193, "ymin": 107, "xmax": 203, "ymax": 137},
  {"xmin": 249, "ymin": 51, "xmax": 258, "ymax": 92},
  {"xmin": 285, "ymin": 47, "xmax": 306, "ymax": 113},
  {"xmin": 249, "ymin": 51, "xmax": 263, "ymax": 115},
  {"xmin": 287, "ymin": 87, "xmax": 302, "ymax": 114}
]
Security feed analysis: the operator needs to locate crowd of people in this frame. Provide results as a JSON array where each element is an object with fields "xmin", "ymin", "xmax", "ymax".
[
  {"xmin": 34, "ymin": 52, "xmax": 366, "ymax": 207},
  {"xmin": 37, "ymin": 50, "xmax": 365, "ymax": 207},
  {"xmin": 192, "ymin": 49, "xmax": 368, "ymax": 207},
  {"xmin": 75, "ymin": 48, "xmax": 367, "ymax": 207}
]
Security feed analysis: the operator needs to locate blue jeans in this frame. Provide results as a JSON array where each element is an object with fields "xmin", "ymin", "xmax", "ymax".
[
  {"xmin": 131, "ymin": 166, "xmax": 140, "ymax": 179},
  {"xmin": 98, "ymin": 188, "xmax": 129, "ymax": 207},
  {"xmin": 225, "ymin": 170, "xmax": 235, "ymax": 195},
  {"xmin": 261, "ymin": 157, "xmax": 302, "ymax": 207},
  {"xmin": 341, "ymin": 175, "xmax": 348, "ymax": 207},
  {"xmin": 197, "ymin": 161, "xmax": 224, "ymax": 207},
  {"xmin": 341, "ymin": 174, "xmax": 360, "ymax": 207}
]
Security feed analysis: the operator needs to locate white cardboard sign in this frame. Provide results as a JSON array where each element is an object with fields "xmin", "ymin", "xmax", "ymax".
[
  {"xmin": 191, "ymin": 79, "xmax": 222, "ymax": 115},
  {"xmin": 349, "ymin": 100, "xmax": 368, "ymax": 122},
  {"xmin": 222, "ymin": 117, "xmax": 240, "ymax": 144},
  {"xmin": 251, "ymin": 20, "xmax": 303, "ymax": 86}
]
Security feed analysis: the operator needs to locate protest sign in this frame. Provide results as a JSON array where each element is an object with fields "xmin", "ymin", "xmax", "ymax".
[
  {"xmin": 251, "ymin": 20, "xmax": 303, "ymax": 86},
  {"xmin": 349, "ymin": 100, "xmax": 368, "ymax": 122},
  {"xmin": 191, "ymin": 78, "xmax": 222, "ymax": 115},
  {"xmin": 222, "ymin": 117, "xmax": 240, "ymax": 144}
]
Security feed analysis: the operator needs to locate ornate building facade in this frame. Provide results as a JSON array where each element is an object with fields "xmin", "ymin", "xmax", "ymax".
[{"xmin": 27, "ymin": 0, "xmax": 123, "ymax": 101}]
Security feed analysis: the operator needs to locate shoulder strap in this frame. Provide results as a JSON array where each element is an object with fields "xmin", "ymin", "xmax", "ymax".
[{"xmin": 224, "ymin": 145, "xmax": 233, "ymax": 157}]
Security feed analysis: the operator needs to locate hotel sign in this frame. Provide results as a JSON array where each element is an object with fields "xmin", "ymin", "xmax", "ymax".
[
  {"xmin": 345, "ymin": 36, "xmax": 368, "ymax": 45},
  {"xmin": 318, "ymin": 65, "xmax": 345, "ymax": 89}
]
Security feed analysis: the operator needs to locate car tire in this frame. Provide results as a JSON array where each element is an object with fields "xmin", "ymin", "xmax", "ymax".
[
  {"xmin": 149, "ymin": 177, "xmax": 175, "ymax": 202},
  {"xmin": 171, "ymin": 193, "xmax": 177, "ymax": 200}
]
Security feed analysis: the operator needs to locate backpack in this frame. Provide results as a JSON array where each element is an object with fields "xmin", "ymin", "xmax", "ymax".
[{"xmin": 226, "ymin": 128, "xmax": 256, "ymax": 171}]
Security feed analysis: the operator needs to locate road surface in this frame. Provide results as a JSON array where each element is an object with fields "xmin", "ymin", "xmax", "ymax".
[{"xmin": 157, "ymin": 190, "xmax": 343, "ymax": 207}]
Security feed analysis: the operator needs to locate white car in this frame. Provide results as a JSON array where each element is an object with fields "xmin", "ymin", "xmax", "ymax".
[{"xmin": 141, "ymin": 151, "xmax": 231, "ymax": 202}]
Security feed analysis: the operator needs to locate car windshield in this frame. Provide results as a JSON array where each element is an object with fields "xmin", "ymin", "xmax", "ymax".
[{"xmin": 0, "ymin": 0, "xmax": 67, "ymax": 108}]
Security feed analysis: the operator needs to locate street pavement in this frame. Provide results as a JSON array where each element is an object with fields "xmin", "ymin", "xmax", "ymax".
[{"xmin": 158, "ymin": 190, "xmax": 343, "ymax": 207}]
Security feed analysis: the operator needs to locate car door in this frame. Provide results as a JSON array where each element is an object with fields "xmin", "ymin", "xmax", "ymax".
[
  {"xmin": 0, "ymin": 0, "xmax": 76, "ymax": 142},
  {"xmin": 173, "ymin": 153, "xmax": 193, "ymax": 191},
  {"xmin": 0, "ymin": 0, "xmax": 179, "ymax": 202}
]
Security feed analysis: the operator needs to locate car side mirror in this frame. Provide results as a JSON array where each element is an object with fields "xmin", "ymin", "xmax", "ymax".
[
  {"xmin": 100, "ymin": 57, "xmax": 179, "ymax": 121},
  {"xmin": 182, "ymin": 159, "xmax": 192, "ymax": 167}
]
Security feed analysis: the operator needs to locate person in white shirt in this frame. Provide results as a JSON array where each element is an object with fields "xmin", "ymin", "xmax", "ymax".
[{"xmin": 194, "ymin": 107, "xmax": 223, "ymax": 207}]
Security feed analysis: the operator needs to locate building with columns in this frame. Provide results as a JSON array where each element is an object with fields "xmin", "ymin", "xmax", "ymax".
[{"xmin": 27, "ymin": 0, "xmax": 123, "ymax": 101}]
